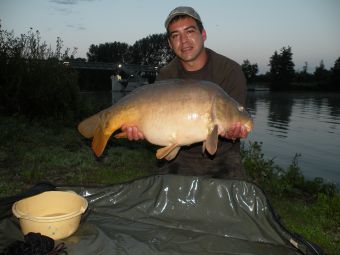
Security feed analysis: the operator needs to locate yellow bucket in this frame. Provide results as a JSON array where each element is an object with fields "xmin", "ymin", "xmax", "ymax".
[{"xmin": 12, "ymin": 191, "xmax": 88, "ymax": 240}]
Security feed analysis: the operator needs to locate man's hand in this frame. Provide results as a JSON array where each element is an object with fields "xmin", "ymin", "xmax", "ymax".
[
  {"xmin": 121, "ymin": 125, "xmax": 145, "ymax": 141},
  {"xmin": 121, "ymin": 122, "xmax": 248, "ymax": 141},
  {"xmin": 219, "ymin": 122, "xmax": 249, "ymax": 140}
]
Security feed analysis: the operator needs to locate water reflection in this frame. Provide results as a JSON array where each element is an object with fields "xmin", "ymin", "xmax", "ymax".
[
  {"xmin": 246, "ymin": 91, "xmax": 340, "ymax": 185},
  {"xmin": 247, "ymin": 91, "xmax": 340, "ymax": 136}
]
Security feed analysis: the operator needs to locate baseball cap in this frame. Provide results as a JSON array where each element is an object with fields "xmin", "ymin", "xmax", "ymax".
[{"xmin": 164, "ymin": 6, "xmax": 202, "ymax": 29}]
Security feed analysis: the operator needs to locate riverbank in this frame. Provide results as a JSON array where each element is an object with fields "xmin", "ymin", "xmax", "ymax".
[{"xmin": 0, "ymin": 116, "xmax": 339, "ymax": 254}]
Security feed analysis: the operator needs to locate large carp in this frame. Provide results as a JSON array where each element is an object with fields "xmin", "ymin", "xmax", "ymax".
[{"xmin": 78, "ymin": 79, "xmax": 253, "ymax": 160}]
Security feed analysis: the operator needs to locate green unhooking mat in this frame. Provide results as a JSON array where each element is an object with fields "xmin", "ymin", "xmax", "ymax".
[{"xmin": 0, "ymin": 175, "xmax": 323, "ymax": 254}]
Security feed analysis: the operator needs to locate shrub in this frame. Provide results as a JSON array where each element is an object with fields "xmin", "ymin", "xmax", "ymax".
[
  {"xmin": 242, "ymin": 141, "xmax": 337, "ymax": 199},
  {"xmin": 0, "ymin": 22, "xmax": 79, "ymax": 122}
]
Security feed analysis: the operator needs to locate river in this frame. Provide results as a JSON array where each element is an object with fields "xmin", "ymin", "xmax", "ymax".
[
  {"xmin": 81, "ymin": 87, "xmax": 340, "ymax": 186},
  {"xmin": 246, "ymin": 90, "xmax": 340, "ymax": 186}
]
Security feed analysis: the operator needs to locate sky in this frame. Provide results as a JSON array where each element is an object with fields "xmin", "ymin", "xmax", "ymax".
[{"xmin": 1, "ymin": 0, "xmax": 339, "ymax": 74}]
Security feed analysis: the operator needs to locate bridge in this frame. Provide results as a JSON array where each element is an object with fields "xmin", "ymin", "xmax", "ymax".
[
  {"xmin": 64, "ymin": 61, "xmax": 158, "ymax": 91},
  {"xmin": 64, "ymin": 61, "xmax": 158, "ymax": 77}
]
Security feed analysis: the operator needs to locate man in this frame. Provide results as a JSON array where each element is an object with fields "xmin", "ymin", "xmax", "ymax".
[{"xmin": 122, "ymin": 6, "xmax": 249, "ymax": 179}]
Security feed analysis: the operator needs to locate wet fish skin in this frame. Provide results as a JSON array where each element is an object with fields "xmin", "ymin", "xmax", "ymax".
[{"xmin": 78, "ymin": 79, "xmax": 253, "ymax": 160}]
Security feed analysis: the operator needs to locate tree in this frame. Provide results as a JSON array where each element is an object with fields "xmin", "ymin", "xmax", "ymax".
[
  {"xmin": 241, "ymin": 59, "xmax": 258, "ymax": 84},
  {"xmin": 314, "ymin": 60, "xmax": 331, "ymax": 85},
  {"xmin": 0, "ymin": 22, "xmax": 79, "ymax": 119},
  {"xmin": 87, "ymin": 42, "xmax": 129, "ymax": 63},
  {"xmin": 268, "ymin": 46, "xmax": 295, "ymax": 89},
  {"xmin": 331, "ymin": 57, "xmax": 340, "ymax": 88},
  {"xmin": 129, "ymin": 33, "xmax": 174, "ymax": 67},
  {"xmin": 302, "ymin": 61, "xmax": 308, "ymax": 74},
  {"xmin": 295, "ymin": 61, "xmax": 313, "ymax": 83},
  {"xmin": 86, "ymin": 34, "xmax": 174, "ymax": 68}
]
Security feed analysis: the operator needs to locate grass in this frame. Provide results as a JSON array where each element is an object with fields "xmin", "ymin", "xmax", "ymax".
[
  {"xmin": 0, "ymin": 116, "xmax": 339, "ymax": 254},
  {"xmin": 0, "ymin": 116, "xmax": 156, "ymax": 195},
  {"xmin": 242, "ymin": 141, "xmax": 340, "ymax": 254},
  {"xmin": 271, "ymin": 194, "xmax": 340, "ymax": 254}
]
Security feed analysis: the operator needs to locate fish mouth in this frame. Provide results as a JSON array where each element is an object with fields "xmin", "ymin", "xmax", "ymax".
[{"xmin": 244, "ymin": 119, "xmax": 254, "ymax": 132}]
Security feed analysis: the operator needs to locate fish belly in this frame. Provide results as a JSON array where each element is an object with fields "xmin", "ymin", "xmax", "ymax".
[{"xmin": 140, "ymin": 106, "xmax": 211, "ymax": 146}]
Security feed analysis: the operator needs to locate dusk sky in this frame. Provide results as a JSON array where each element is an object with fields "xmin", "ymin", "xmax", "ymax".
[{"xmin": 1, "ymin": 0, "xmax": 339, "ymax": 73}]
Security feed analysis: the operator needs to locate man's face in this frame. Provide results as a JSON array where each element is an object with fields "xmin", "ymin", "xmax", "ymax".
[{"xmin": 167, "ymin": 17, "xmax": 206, "ymax": 63}]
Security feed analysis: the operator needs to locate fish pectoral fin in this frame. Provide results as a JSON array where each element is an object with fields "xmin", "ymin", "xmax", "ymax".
[
  {"xmin": 205, "ymin": 125, "xmax": 219, "ymax": 155},
  {"xmin": 92, "ymin": 126, "xmax": 111, "ymax": 157},
  {"xmin": 165, "ymin": 146, "xmax": 181, "ymax": 161},
  {"xmin": 202, "ymin": 141, "xmax": 206, "ymax": 155},
  {"xmin": 156, "ymin": 144, "xmax": 180, "ymax": 160},
  {"xmin": 114, "ymin": 132, "xmax": 127, "ymax": 138}
]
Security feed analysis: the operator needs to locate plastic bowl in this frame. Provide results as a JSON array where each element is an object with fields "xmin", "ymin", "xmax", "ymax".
[{"xmin": 12, "ymin": 191, "xmax": 88, "ymax": 240}]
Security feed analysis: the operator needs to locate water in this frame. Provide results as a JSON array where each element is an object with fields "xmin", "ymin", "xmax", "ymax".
[
  {"xmin": 81, "ymin": 87, "xmax": 340, "ymax": 186},
  {"xmin": 246, "ymin": 90, "xmax": 340, "ymax": 186}
]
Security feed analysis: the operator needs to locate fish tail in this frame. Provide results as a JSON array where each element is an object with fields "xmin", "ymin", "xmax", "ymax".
[
  {"xmin": 78, "ymin": 111, "xmax": 121, "ymax": 157},
  {"xmin": 78, "ymin": 113, "xmax": 101, "ymax": 138},
  {"xmin": 92, "ymin": 125, "xmax": 112, "ymax": 157},
  {"xmin": 78, "ymin": 105, "xmax": 137, "ymax": 157}
]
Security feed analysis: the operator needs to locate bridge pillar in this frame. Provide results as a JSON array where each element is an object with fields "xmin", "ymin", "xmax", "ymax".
[{"xmin": 111, "ymin": 75, "xmax": 124, "ymax": 91}]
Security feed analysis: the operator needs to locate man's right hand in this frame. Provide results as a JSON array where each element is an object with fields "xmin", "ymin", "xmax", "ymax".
[
  {"xmin": 219, "ymin": 122, "xmax": 249, "ymax": 140},
  {"xmin": 121, "ymin": 125, "xmax": 145, "ymax": 141}
]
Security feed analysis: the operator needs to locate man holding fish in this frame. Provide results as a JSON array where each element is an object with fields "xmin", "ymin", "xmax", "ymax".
[{"xmin": 122, "ymin": 6, "xmax": 250, "ymax": 179}]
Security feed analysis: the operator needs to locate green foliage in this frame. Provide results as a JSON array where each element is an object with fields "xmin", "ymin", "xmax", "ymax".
[
  {"xmin": 0, "ymin": 116, "xmax": 155, "ymax": 197},
  {"xmin": 272, "ymin": 193, "xmax": 340, "ymax": 255},
  {"xmin": 87, "ymin": 41, "xmax": 129, "ymax": 63},
  {"xmin": 242, "ymin": 141, "xmax": 337, "ymax": 199},
  {"xmin": 86, "ymin": 33, "xmax": 174, "ymax": 68},
  {"xmin": 294, "ymin": 62, "xmax": 314, "ymax": 83},
  {"xmin": 269, "ymin": 46, "xmax": 295, "ymax": 88},
  {"xmin": 243, "ymin": 141, "xmax": 339, "ymax": 254},
  {"xmin": 242, "ymin": 141, "xmax": 287, "ymax": 195},
  {"xmin": 331, "ymin": 57, "xmax": 340, "ymax": 87},
  {"xmin": 0, "ymin": 22, "xmax": 79, "ymax": 121},
  {"xmin": 129, "ymin": 33, "xmax": 175, "ymax": 67},
  {"xmin": 314, "ymin": 60, "xmax": 331, "ymax": 86},
  {"xmin": 241, "ymin": 59, "xmax": 258, "ymax": 84}
]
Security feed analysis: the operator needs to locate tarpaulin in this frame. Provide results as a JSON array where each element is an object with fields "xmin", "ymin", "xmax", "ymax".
[{"xmin": 0, "ymin": 175, "xmax": 322, "ymax": 254}]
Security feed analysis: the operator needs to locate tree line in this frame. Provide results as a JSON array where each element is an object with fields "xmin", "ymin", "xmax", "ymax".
[
  {"xmin": 85, "ymin": 33, "xmax": 174, "ymax": 68},
  {"xmin": 241, "ymin": 46, "xmax": 340, "ymax": 90},
  {"xmin": 82, "ymin": 37, "xmax": 339, "ymax": 90}
]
